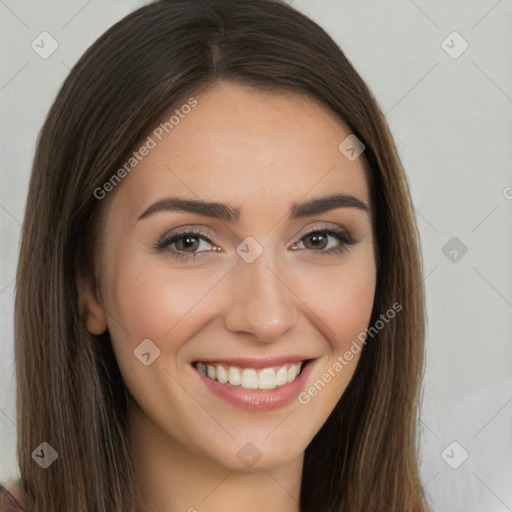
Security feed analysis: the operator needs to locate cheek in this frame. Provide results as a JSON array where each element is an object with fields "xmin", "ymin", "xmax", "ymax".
[
  {"xmin": 334, "ymin": 267, "xmax": 376, "ymax": 347},
  {"xmin": 103, "ymin": 251, "xmax": 227, "ymax": 358},
  {"xmin": 293, "ymin": 255, "xmax": 376, "ymax": 353},
  {"xmin": 293, "ymin": 256, "xmax": 375, "ymax": 417},
  {"xmin": 117, "ymin": 271, "xmax": 210, "ymax": 334}
]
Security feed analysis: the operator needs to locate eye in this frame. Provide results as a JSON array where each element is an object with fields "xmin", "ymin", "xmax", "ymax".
[
  {"xmin": 292, "ymin": 228, "xmax": 355, "ymax": 255},
  {"xmin": 154, "ymin": 226, "xmax": 356, "ymax": 262},
  {"xmin": 154, "ymin": 227, "xmax": 219, "ymax": 261}
]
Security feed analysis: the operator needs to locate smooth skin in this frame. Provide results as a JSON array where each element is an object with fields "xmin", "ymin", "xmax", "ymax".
[{"xmin": 82, "ymin": 81, "xmax": 377, "ymax": 512}]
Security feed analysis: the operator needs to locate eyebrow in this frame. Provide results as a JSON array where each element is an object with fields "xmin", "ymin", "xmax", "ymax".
[{"xmin": 137, "ymin": 193, "xmax": 369, "ymax": 222}]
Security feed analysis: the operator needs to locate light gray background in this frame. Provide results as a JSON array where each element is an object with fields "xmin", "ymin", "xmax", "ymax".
[{"xmin": 1, "ymin": 1, "xmax": 511, "ymax": 511}]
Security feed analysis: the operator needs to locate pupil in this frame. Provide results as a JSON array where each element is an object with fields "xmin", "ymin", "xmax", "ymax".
[
  {"xmin": 307, "ymin": 234, "xmax": 326, "ymax": 249},
  {"xmin": 179, "ymin": 237, "xmax": 198, "ymax": 251}
]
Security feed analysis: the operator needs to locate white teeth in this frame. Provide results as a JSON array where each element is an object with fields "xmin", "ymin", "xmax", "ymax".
[
  {"xmin": 287, "ymin": 364, "xmax": 300, "ymax": 382},
  {"xmin": 276, "ymin": 366, "xmax": 288, "ymax": 386},
  {"xmin": 196, "ymin": 361, "xmax": 305, "ymax": 390},
  {"xmin": 207, "ymin": 365, "xmax": 216, "ymax": 380},
  {"xmin": 228, "ymin": 366, "xmax": 241, "ymax": 386},
  {"xmin": 217, "ymin": 364, "xmax": 228, "ymax": 384},
  {"xmin": 241, "ymin": 369, "xmax": 259, "ymax": 390},
  {"xmin": 258, "ymin": 368, "xmax": 277, "ymax": 389}
]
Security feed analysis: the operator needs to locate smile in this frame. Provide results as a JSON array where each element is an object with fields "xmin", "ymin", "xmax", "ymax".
[{"xmin": 194, "ymin": 361, "xmax": 305, "ymax": 390}]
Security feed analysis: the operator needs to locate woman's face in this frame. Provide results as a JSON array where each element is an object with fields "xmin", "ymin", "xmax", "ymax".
[{"xmin": 85, "ymin": 81, "xmax": 376, "ymax": 471}]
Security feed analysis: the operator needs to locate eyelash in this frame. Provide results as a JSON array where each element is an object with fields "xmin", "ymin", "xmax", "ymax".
[{"xmin": 154, "ymin": 226, "xmax": 356, "ymax": 262}]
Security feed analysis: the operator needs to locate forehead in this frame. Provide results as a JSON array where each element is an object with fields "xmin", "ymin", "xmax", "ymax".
[{"xmin": 112, "ymin": 82, "xmax": 370, "ymax": 220}]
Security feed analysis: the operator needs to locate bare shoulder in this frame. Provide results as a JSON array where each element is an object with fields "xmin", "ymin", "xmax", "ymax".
[{"xmin": 0, "ymin": 483, "xmax": 26, "ymax": 512}]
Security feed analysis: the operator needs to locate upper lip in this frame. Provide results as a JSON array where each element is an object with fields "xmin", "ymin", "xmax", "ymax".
[{"xmin": 192, "ymin": 356, "xmax": 314, "ymax": 369}]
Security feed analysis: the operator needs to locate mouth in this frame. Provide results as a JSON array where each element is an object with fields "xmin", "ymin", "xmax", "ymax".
[
  {"xmin": 191, "ymin": 358, "xmax": 314, "ymax": 411},
  {"xmin": 192, "ymin": 360, "xmax": 307, "ymax": 390}
]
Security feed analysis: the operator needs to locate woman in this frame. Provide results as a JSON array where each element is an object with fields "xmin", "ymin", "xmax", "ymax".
[{"xmin": 2, "ymin": 0, "xmax": 430, "ymax": 510}]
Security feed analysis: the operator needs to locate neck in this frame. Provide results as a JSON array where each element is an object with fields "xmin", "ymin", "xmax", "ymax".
[{"xmin": 128, "ymin": 404, "xmax": 303, "ymax": 512}]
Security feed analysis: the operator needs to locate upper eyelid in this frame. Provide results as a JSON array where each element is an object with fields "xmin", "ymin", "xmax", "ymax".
[
  {"xmin": 163, "ymin": 224, "xmax": 348, "ymax": 238},
  {"xmin": 158, "ymin": 225, "xmax": 351, "ymax": 250}
]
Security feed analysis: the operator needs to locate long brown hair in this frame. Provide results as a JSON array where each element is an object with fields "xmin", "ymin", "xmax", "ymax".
[{"xmin": 14, "ymin": 1, "xmax": 430, "ymax": 510}]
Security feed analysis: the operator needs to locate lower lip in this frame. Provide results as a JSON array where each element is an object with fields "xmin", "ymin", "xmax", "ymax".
[{"xmin": 194, "ymin": 361, "xmax": 313, "ymax": 411}]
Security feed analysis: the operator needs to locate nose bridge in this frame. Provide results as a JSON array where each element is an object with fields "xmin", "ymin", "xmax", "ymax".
[{"xmin": 224, "ymin": 247, "xmax": 298, "ymax": 341}]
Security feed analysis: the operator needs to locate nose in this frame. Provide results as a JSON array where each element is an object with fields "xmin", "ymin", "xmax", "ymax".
[{"xmin": 224, "ymin": 253, "xmax": 299, "ymax": 343}]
